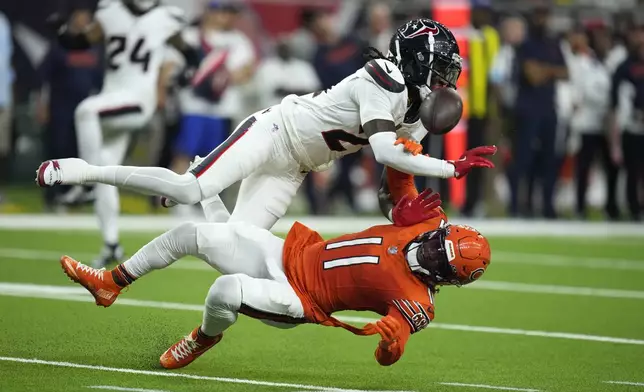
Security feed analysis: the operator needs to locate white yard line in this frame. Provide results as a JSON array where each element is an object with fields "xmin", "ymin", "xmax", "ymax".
[
  {"xmin": 3, "ymin": 248, "xmax": 644, "ymax": 299},
  {"xmin": 467, "ymin": 281, "xmax": 644, "ymax": 300},
  {"xmin": 2, "ymin": 282, "xmax": 643, "ymax": 346},
  {"xmin": 437, "ymin": 382, "xmax": 539, "ymax": 392},
  {"xmin": 0, "ymin": 357, "xmax": 411, "ymax": 392},
  {"xmin": 604, "ymin": 381, "xmax": 644, "ymax": 387},
  {"xmin": 1, "ymin": 214, "xmax": 644, "ymax": 237},
  {"xmin": 87, "ymin": 386, "xmax": 170, "ymax": 392},
  {"xmin": 3, "ymin": 247, "xmax": 644, "ymax": 274}
]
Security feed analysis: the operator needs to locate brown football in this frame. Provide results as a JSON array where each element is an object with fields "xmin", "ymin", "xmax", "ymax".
[{"xmin": 419, "ymin": 87, "xmax": 463, "ymax": 135}]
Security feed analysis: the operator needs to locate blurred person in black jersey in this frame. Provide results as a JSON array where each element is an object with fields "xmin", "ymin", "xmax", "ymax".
[
  {"xmin": 306, "ymin": 9, "xmax": 367, "ymax": 214},
  {"xmin": 36, "ymin": 5, "xmax": 103, "ymax": 210},
  {"xmin": 610, "ymin": 26, "xmax": 644, "ymax": 221}
]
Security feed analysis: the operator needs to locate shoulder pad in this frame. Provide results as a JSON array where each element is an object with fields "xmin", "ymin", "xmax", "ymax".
[
  {"xmin": 164, "ymin": 5, "xmax": 187, "ymax": 24},
  {"xmin": 97, "ymin": 0, "xmax": 113, "ymax": 9},
  {"xmin": 361, "ymin": 59, "xmax": 405, "ymax": 94}
]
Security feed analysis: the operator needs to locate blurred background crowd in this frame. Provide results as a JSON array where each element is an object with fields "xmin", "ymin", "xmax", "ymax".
[{"xmin": 0, "ymin": 0, "xmax": 643, "ymax": 221}]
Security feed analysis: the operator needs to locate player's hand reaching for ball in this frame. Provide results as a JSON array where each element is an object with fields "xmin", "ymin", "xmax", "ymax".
[
  {"xmin": 392, "ymin": 188, "xmax": 442, "ymax": 227},
  {"xmin": 375, "ymin": 315, "xmax": 403, "ymax": 351},
  {"xmin": 450, "ymin": 146, "xmax": 498, "ymax": 179},
  {"xmin": 394, "ymin": 138, "xmax": 423, "ymax": 156}
]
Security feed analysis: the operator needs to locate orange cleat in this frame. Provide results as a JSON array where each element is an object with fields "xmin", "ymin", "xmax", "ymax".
[
  {"xmin": 60, "ymin": 255, "xmax": 122, "ymax": 307},
  {"xmin": 160, "ymin": 327, "xmax": 223, "ymax": 370}
]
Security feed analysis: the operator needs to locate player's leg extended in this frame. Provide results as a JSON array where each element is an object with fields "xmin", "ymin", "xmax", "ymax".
[
  {"xmin": 93, "ymin": 133, "xmax": 131, "ymax": 267},
  {"xmin": 60, "ymin": 221, "xmax": 285, "ymax": 306},
  {"xmin": 37, "ymin": 111, "xmax": 281, "ymax": 206},
  {"xmin": 228, "ymin": 153, "xmax": 307, "ymax": 229},
  {"xmin": 160, "ymin": 273, "xmax": 305, "ymax": 369}
]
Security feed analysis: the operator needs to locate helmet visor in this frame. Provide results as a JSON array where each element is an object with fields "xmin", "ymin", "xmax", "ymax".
[
  {"xmin": 429, "ymin": 54, "xmax": 462, "ymax": 88},
  {"xmin": 415, "ymin": 229, "xmax": 457, "ymax": 284}
]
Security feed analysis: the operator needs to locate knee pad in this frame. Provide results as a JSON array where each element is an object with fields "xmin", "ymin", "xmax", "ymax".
[
  {"xmin": 205, "ymin": 274, "xmax": 242, "ymax": 311},
  {"xmin": 173, "ymin": 173, "xmax": 203, "ymax": 205}
]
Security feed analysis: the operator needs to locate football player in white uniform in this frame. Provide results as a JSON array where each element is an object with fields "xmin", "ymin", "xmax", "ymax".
[
  {"xmin": 37, "ymin": 18, "xmax": 496, "ymax": 231},
  {"xmin": 45, "ymin": 0, "xmax": 199, "ymax": 266}
]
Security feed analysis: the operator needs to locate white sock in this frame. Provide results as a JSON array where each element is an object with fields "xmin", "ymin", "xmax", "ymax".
[
  {"xmin": 85, "ymin": 165, "xmax": 203, "ymax": 205},
  {"xmin": 201, "ymin": 275, "xmax": 242, "ymax": 337},
  {"xmin": 75, "ymin": 105, "xmax": 103, "ymax": 165},
  {"xmin": 122, "ymin": 222, "xmax": 199, "ymax": 278},
  {"xmin": 95, "ymin": 184, "xmax": 119, "ymax": 245},
  {"xmin": 201, "ymin": 195, "xmax": 230, "ymax": 223}
]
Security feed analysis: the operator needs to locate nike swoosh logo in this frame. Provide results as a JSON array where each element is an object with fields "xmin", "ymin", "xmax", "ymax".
[{"xmin": 384, "ymin": 63, "xmax": 392, "ymax": 73}]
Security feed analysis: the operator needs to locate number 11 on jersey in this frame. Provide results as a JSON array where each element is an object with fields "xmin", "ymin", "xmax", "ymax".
[{"xmin": 322, "ymin": 237, "xmax": 383, "ymax": 270}]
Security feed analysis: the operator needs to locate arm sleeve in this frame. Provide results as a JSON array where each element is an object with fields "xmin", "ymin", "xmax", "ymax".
[
  {"xmin": 369, "ymin": 132, "xmax": 455, "ymax": 178},
  {"xmin": 378, "ymin": 166, "xmax": 420, "ymax": 222}
]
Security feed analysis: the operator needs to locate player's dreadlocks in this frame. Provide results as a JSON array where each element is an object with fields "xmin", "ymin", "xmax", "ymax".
[{"xmin": 363, "ymin": 47, "xmax": 390, "ymax": 62}]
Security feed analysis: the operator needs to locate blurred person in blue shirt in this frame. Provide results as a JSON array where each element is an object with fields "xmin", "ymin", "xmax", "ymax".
[
  {"xmin": 0, "ymin": 11, "xmax": 12, "ymax": 202},
  {"xmin": 509, "ymin": 6, "xmax": 568, "ymax": 219},
  {"xmin": 36, "ymin": 7, "xmax": 103, "ymax": 209}
]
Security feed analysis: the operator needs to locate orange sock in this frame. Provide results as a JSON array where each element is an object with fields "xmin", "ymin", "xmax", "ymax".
[{"xmin": 110, "ymin": 264, "xmax": 136, "ymax": 288}]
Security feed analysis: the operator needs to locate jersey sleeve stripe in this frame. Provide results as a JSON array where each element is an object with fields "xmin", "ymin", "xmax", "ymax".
[
  {"xmin": 392, "ymin": 299, "xmax": 416, "ymax": 331},
  {"xmin": 364, "ymin": 60, "xmax": 405, "ymax": 93},
  {"xmin": 414, "ymin": 300, "xmax": 432, "ymax": 322}
]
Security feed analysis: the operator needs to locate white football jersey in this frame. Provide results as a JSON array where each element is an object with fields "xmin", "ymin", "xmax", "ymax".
[
  {"xmin": 96, "ymin": 0, "xmax": 185, "ymax": 96},
  {"xmin": 280, "ymin": 59, "xmax": 426, "ymax": 171}
]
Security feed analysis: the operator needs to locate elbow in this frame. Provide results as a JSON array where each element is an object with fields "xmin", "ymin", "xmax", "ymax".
[{"xmin": 371, "ymin": 143, "xmax": 394, "ymax": 167}]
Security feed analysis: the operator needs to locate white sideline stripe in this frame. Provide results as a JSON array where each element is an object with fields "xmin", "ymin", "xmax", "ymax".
[
  {"xmin": 604, "ymin": 381, "xmax": 644, "ymax": 387},
  {"xmin": 2, "ymin": 282, "xmax": 644, "ymax": 346},
  {"xmin": 2, "ymin": 214, "xmax": 644, "ymax": 237},
  {"xmin": 0, "ymin": 357, "xmax": 411, "ymax": 392},
  {"xmin": 4, "ymin": 247, "xmax": 644, "ymax": 273},
  {"xmin": 492, "ymin": 253, "xmax": 644, "ymax": 272},
  {"xmin": 467, "ymin": 281, "xmax": 644, "ymax": 300},
  {"xmin": 438, "ymin": 382, "xmax": 539, "ymax": 392},
  {"xmin": 2, "ymin": 249, "xmax": 644, "ymax": 299},
  {"xmin": 87, "ymin": 386, "xmax": 170, "ymax": 392}
]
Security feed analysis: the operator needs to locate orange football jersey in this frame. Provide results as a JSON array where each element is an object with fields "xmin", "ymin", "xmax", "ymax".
[{"xmin": 282, "ymin": 208, "xmax": 447, "ymax": 338}]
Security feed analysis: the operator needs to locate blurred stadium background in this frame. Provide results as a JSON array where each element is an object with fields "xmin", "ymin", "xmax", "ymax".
[
  {"xmin": 1, "ymin": 0, "xmax": 644, "ymax": 223},
  {"xmin": 1, "ymin": 1, "xmax": 644, "ymax": 392}
]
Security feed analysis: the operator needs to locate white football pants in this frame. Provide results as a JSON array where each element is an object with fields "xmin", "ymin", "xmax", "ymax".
[
  {"xmin": 75, "ymin": 90, "xmax": 153, "ymax": 245},
  {"xmin": 84, "ymin": 105, "xmax": 307, "ymax": 230},
  {"xmin": 121, "ymin": 221, "xmax": 305, "ymax": 335}
]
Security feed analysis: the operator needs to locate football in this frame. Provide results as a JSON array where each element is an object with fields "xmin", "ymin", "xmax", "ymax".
[{"xmin": 419, "ymin": 87, "xmax": 463, "ymax": 135}]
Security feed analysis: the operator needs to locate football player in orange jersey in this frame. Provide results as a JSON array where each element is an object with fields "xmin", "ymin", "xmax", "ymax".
[{"xmin": 59, "ymin": 167, "xmax": 491, "ymax": 369}]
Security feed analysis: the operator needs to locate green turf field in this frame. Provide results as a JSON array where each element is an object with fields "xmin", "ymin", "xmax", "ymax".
[{"xmin": 0, "ymin": 228, "xmax": 643, "ymax": 392}]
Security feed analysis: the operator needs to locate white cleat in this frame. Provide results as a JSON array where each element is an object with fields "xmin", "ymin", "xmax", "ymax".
[
  {"xmin": 35, "ymin": 158, "xmax": 90, "ymax": 188},
  {"xmin": 160, "ymin": 155, "xmax": 205, "ymax": 208}
]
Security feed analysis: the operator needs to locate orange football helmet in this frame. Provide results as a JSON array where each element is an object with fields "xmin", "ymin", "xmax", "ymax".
[{"xmin": 404, "ymin": 224, "xmax": 491, "ymax": 287}]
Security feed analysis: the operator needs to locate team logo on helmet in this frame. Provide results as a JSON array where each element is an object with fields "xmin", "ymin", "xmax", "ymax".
[
  {"xmin": 469, "ymin": 268, "xmax": 486, "ymax": 282},
  {"xmin": 401, "ymin": 20, "xmax": 439, "ymax": 39}
]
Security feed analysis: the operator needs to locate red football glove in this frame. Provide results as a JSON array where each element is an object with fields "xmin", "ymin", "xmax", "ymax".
[
  {"xmin": 450, "ymin": 145, "xmax": 497, "ymax": 179},
  {"xmin": 394, "ymin": 137, "xmax": 423, "ymax": 156},
  {"xmin": 392, "ymin": 188, "xmax": 442, "ymax": 227},
  {"xmin": 375, "ymin": 316, "xmax": 403, "ymax": 351}
]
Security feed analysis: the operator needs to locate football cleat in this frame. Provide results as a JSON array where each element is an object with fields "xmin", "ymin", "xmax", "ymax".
[
  {"xmin": 36, "ymin": 158, "xmax": 89, "ymax": 188},
  {"xmin": 93, "ymin": 243, "xmax": 125, "ymax": 269},
  {"xmin": 60, "ymin": 255, "xmax": 122, "ymax": 307},
  {"xmin": 160, "ymin": 327, "xmax": 222, "ymax": 369},
  {"xmin": 161, "ymin": 155, "xmax": 205, "ymax": 208}
]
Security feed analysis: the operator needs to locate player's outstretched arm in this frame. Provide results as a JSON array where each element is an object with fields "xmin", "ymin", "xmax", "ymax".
[
  {"xmin": 378, "ymin": 166, "xmax": 418, "ymax": 221},
  {"xmin": 364, "ymin": 120, "xmax": 456, "ymax": 178},
  {"xmin": 372, "ymin": 315, "xmax": 411, "ymax": 366}
]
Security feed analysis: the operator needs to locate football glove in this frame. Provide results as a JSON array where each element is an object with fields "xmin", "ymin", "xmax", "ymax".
[
  {"xmin": 392, "ymin": 188, "xmax": 442, "ymax": 227},
  {"xmin": 374, "ymin": 315, "xmax": 403, "ymax": 351},
  {"xmin": 394, "ymin": 137, "xmax": 423, "ymax": 156},
  {"xmin": 450, "ymin": 145, "xmax": 497, "ymax": 179}
]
